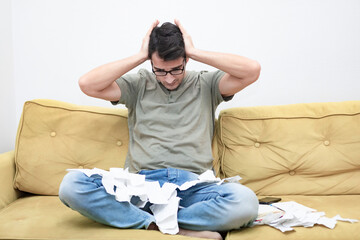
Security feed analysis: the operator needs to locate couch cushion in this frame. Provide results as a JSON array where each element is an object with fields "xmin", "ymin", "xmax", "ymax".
[
  {"xmin": 0, "ymin": 196, "xmax": 203, "ymax": 240},
  {"xmin": 14, "ymin": 99, "xmax": 129, "ymax": 195},
  {"xmin": 216, "ymin": 101, "xmax": 360, "ymax": 195},
  {"xmin": 226, "ymin": 195, "xmax": 360, "ymax": 240}
]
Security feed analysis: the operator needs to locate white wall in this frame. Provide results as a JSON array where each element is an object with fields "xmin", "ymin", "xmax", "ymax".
[
  {"xmin": 0, "ymin": 0, "xmax": 16, "ymax": 153},
  {"xmin": 2, "ymin": 0, "xmax": 360, "ymax": 151}
]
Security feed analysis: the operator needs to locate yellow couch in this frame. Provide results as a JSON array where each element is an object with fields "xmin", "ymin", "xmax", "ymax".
[{"xmin": 0, "ymin": 99, "xmax": 359, "ymax": 240}]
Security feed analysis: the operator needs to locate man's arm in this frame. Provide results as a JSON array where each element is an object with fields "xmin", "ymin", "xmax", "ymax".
[
  {"xmin": 78, "ymin": 20, "xmax": 159, "ymax": 101},
  {"xmin": 175, "ymin": 19, "xmax": 261, "ymax": 97}
]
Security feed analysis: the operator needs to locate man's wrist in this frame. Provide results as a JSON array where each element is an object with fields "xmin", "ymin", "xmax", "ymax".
[
  {"xmin": 135, "ymin": 52, "xmax": 149, "ymax": 65},
  {"xmin": 186, "ymin": 48, "xmax": 199, "ymax": 60},
  {"xmin": 187, "ymin": 48, "xmax": 210, "ymax": 63}
]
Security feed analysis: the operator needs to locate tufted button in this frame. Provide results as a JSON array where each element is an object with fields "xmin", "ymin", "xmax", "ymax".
[
  {"xmin": 324, "ymin": 140, "xmax": 330, "ymax": 146},
  {"xmin": 50, "ymin": 132, "xmax": 57, "ymax": 137},
  {"xmin": 78, "ymin": 165, "xmax": 84, "ymax": 169},
  {"xmin": 117, "ymin": 141, "xmax": 123, "ymax": 146},
  {"xmin": 289, "ymin": 170, "xmax": 296, "ymax": 176},
  {"xmin": 254, "ymin": 142, "xmax": 261, "ymax": 148}
]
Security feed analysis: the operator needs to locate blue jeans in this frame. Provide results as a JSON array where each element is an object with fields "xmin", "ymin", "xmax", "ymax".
[{"xmin": 59, "ymin": 168, "xmax": 258, "ymax": 231}]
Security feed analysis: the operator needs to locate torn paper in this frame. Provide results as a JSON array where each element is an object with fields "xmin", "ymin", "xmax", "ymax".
[
  {"xmin": 67, "ymin": 168, "xmax": 238, "ymax": 234},
  {"xmin": 254, "ymin": 201, "xmax": 358, "ymax": 232}
]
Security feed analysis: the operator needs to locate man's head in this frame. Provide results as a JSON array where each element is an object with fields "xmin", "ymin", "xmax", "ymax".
[
  {"xmin": 149, "ymin": 22, "xmax": 187, "ymax": 91},
  {"xmin": 148, "ymin": 22, "xmax": 185, "ymax": 61}
]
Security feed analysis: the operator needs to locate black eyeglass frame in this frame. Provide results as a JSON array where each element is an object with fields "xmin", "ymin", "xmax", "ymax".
[{"xmin": 151, "ymin": 59, "xmax": 186, "ymax": 76}]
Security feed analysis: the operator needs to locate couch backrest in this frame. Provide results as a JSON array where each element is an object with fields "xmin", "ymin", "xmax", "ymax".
[
  {"xmin": 215, "ymin": 101, "xmax": 360, "ymax": 196},
  {"xmin": 14, "ymin": 99, "xmax": 129, "ymax": 195},
  {"xmin": 15, "ymin": 99, "xmax": 360, "ymax": 196}
]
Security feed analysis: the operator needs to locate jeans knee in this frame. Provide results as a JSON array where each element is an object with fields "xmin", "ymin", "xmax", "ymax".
[
  {"xmin": 58, "ymin": 171, "xmax": 85, "ymax": 206},
  {"xmin": 239, "ymin": 185, "xmax": 258, "ymax": 210},
  {"xmin": 225, "ymin": 184, "xmax": 259, "ymax": 228},
  {"xmin": 241, "ymin": 188, "xmax": 259, "ymax": 224}
]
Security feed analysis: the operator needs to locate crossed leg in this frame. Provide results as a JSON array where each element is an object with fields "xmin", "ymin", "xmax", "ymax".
[{"xmin": 59, "ymin": 170, "xmax": 258, "ymax": 239}]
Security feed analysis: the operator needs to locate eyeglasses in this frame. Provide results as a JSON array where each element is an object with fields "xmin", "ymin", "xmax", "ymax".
[{"xmin": 151, "ymin": 59, "xmax": 186, "ymax": 76}]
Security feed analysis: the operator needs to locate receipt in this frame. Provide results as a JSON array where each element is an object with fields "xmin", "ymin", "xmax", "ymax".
[
  {"xmin": 67, "ymin": 168, "xmax": 235, "ymax": 234},
  {"xmin": 255, "ymin": 201, "xmax": 358, "ymax": 232},
  {"xmin": 178, "ymin": 170, "xmax": 242, "ymax": 190},
  {"xmin": 150, "ymin": 191, "xmax": 180, "ymax": 234}
]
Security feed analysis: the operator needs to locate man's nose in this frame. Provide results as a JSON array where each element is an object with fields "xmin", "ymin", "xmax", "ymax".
[{"xmin": 164, "ymin": 74, "xmax": 175, "ymax": 83}]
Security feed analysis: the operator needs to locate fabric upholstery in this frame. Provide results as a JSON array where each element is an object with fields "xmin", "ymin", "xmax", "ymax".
[
  {"xmin": 1, "ymin": 195, "xmax": 358, "ymax": 240},
  {"xmin": 14, "ymin": 99, "xmax": 129, "ymax": 195},
  {"xmin": 0, "ymin": 151, "xmax": 21, "ymax": 210},
  {"xmin": 0, "ymin": 196, "xmax": 202, "ymax": 240},
  {"xmin": 226, "ymin": 195, "xmax": 360, "ymax": 240},
  {"xmin": 216, "ymin": 101, "xmax": 360, "ymax": 196}
]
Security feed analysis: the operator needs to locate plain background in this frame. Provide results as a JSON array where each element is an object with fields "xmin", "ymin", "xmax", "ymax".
[{"xmin": 1, "ymin": 0, "xmax": 360, "ymax": 152}]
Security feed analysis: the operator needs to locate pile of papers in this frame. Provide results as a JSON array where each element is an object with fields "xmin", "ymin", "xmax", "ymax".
[
  {"xmin": 68, "ymin": 168, "xmax": 240, "ymax": 234},
  {"xmin": 255, "ymin": 201, "xmax": 358, "ymax": 232}
]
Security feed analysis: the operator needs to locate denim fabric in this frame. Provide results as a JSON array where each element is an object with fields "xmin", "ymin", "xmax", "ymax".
[{"xmin": 59, "ymin": 168, "xmax": 258, "ymax": 231}]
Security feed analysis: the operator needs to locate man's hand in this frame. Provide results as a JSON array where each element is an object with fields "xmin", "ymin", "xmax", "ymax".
[
  {"xmin": 78, "ymin": 20, "xmax": 160, "ymax": 102},
  {"xmin": 174, "ymin": 19, "xmax": 196, "ymax": 58},
  {"xmin": 174, "ymin": 19, "xmax": 261, "ymax": 97},
  {"xmin": 140, "ymin": 20, "xmax": 160, "ymax": 60}
]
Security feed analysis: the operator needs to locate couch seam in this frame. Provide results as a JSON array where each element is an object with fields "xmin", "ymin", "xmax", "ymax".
[
  {"xmin": 26, "ymin": 101, "xmax": 128, "ymax": 119},
  {"xmin": 221, "ymin": 112, "xmax": 360, "ymax": 121},
  {"xmin": 13, "ymin": 102, "xmax": 28, "ymax": 191},
  {"xmin": 219, "ymin": 115, "xmax": 227, "ymax": 179}
]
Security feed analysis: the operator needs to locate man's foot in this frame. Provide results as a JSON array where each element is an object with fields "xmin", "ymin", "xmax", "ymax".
[
  {"xmin": 147, "ymin": 222, "xmax": 159, "ymax": 231},
  {"xmin": 147, "ymin": 223, "xmax": 223, "ymax": 240},
  {"xmin": 178, "ymin": 228, "xmax": 223, "ymax": 240}
]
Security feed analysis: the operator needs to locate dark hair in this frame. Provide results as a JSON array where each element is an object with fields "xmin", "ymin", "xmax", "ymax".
[{"xmin": 148, "ymin": 22, "xmax": 185, "ymax": 61}]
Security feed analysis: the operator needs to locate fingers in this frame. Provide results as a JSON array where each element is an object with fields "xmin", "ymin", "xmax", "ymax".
[
  {"xmin": 174, "ymin": 19, "xmax": 187, "ymax": 35},
  {"xmin": 145, "ymin": 19, "xmax": 159, "ymax": 37},
  {"xmin": 152, "ymin": 19, "xmax": 160, "ymax": 28},
  {"xmin": 174, "ymin": 19, "xmax": 195, "ymax": 58},
  {"xmin": 140, "ymin": 20, "xmax": 159, "ymax": 60}
]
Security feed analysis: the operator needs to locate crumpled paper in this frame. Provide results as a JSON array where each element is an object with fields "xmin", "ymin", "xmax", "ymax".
[
  {"xmin": 255, "ymin": 201, "xmax": 358, "ymax": 232},
  {"xmin": 67, "ymin": 168, "xmax": 240, "ymax": 234}
]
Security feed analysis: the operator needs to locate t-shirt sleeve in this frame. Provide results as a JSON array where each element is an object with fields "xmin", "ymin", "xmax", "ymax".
[
  {"xmin": 110, "ymin": 72, "xmax": 142, "ymax": 108},
  {"xmin": 201, "ymin": 70, "xmax": 234, "ymax": 107}
]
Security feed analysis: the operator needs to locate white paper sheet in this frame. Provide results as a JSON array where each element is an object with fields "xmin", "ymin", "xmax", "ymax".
[{"xmin": 255, "ymin": 201, "xmax": 358, "ymax": 232}]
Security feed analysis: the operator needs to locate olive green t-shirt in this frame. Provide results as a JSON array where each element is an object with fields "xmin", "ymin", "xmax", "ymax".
[{"xmin": 112, "ymin": 69, "xmax": 230, "ymax": 174}]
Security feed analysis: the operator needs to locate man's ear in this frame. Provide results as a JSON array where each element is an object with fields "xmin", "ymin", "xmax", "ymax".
[{"xmin": 185, "ymin": 57, "xmax": 190, "ymax": 63}]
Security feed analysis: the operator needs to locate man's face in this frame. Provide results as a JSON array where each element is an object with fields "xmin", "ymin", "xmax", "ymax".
[{"xmin": 151, "ymin": 52, "xmax": 187, "ymax": 91}]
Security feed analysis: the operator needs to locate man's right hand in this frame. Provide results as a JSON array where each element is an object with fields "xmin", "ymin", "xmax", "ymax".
[{"xmin": 139, "ymin": 20, "xmax": 159, "ymax": 60}]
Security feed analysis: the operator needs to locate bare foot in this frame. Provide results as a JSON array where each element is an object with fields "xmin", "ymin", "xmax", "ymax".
[
  {"xmin": 147, "ymin": 222, "xmax": 159, "ymax": 231},
  {"xmin": 147, "ymin": 223, "xmax": 222, "ymax": 240},
  {"xmin": 178, "ymin": 228, "xmax": 223, "ymax": 240}
]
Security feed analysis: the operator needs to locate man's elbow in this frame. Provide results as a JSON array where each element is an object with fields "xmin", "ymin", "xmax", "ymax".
[
  {"xmin": 250, "ymin": 61, "xmax": 261, "ymax": 83},
  {"xmin": 78, "ymin": 76, "xmax": 93, "ymax": 96}
]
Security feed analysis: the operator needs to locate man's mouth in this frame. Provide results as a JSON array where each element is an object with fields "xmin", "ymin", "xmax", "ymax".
[{"xmin": 166, "ymin": 81, "xmax": 177, "ymax": 87}]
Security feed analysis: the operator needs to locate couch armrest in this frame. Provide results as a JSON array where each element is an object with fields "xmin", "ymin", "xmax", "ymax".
[{"xmin": 0, "ymin": 150, "xmax": 22, "ymax": 210}]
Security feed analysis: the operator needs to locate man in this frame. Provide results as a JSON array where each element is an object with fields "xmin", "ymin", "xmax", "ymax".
[{"xmin": 59, "ymin": 20, "xmax": 261, "ymax": 240}]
